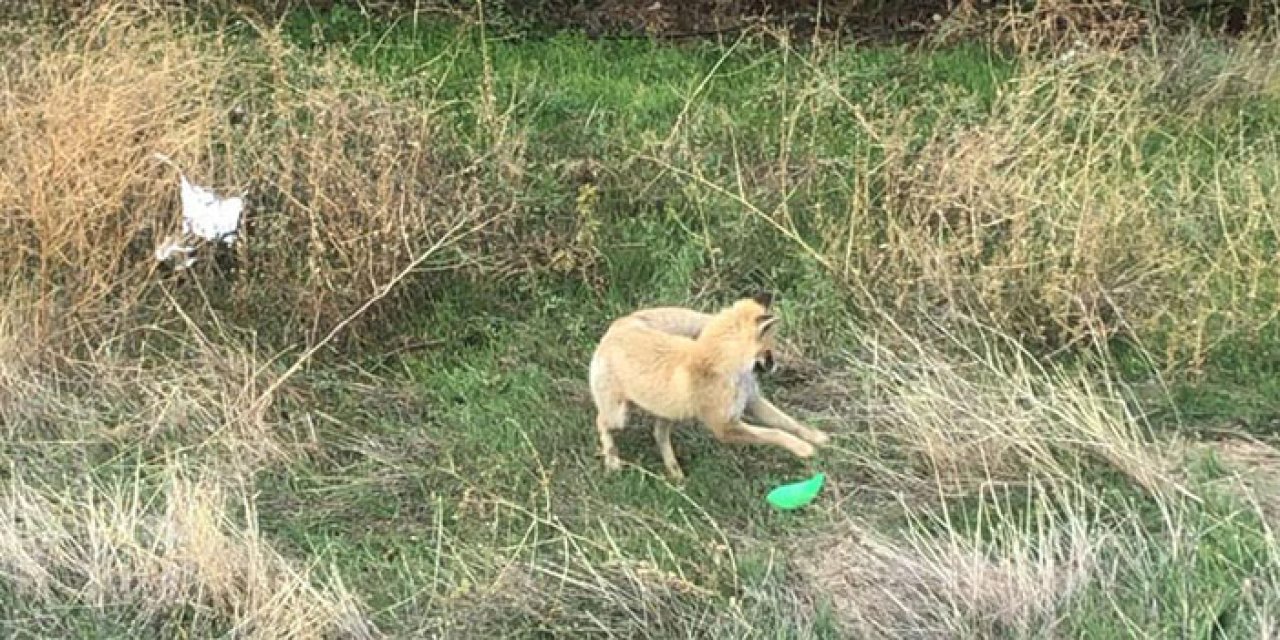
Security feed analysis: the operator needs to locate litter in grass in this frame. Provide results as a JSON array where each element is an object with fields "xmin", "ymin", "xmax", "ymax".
[
  {"xmin": 152, "ymin": 153, "xmax": 244, "ymax": 270},
  {"xmin": 177, "ymin": 173, "xmax": 242, "ymax": 245}
]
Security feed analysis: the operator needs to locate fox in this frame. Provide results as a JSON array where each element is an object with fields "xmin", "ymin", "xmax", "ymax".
[
  {"xmin": 625, "ymin": 305, "xmax": 778, "ymax": 374},
  {"xmin": 588, "ymin": 292, "xmax": 830, "ymax": 481}
]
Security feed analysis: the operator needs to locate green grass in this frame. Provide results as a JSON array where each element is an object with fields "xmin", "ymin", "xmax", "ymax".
[
  {"xmin": 5, "ymin": 3, "xmax": 1280, "ymax": 638},
  {"xmin": 250, "ymin": 275, "xmax": 848, "ymax": 632},
  {"xmin": 229, "ymin": 8, "xmax": 1280, "ymax": 636}
]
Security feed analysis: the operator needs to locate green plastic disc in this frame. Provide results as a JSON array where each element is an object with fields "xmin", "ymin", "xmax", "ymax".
[{"xmin": 766, "ymin": 472, "xmax": 826, "ymax": 511}]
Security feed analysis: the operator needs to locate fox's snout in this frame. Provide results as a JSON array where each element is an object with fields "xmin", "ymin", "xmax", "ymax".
[{"xmin": 754, "ymin": 349, "xmax": 776, "ymax": 375}]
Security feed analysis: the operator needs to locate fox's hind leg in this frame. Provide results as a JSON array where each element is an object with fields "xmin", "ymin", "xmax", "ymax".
[
  {"xmin": 590, "ymin": 355, "xmax": 628, "ymax": 472},
  {"xmin": 594, "ymin": 399, "xmax": 628, "ymax": 472},
  {"xmin": 653, "ymin": 422, "xmax": 683, "ymax": 481},
  {"xmin": 747, "ymin": 397, "xmax": 830, "ymax": 446}
]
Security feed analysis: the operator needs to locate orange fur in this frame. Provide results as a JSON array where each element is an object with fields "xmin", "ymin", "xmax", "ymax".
[{"xmin": 588, "ymin": 293, "xmax": 829, "ymax": 480}]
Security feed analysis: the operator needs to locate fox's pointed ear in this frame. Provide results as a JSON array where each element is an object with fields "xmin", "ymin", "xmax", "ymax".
[
  {"xmin": 752, "ymin": 290, "xmax": 774, "ymax": 308},
  {"xmin": 757, "ymin": 313, "xmax": 779, "ymax": 337}
]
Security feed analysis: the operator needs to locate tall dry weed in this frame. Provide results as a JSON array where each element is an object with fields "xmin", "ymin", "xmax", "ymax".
[{"xmin": 0, "ymin": 7, "xmax": 226, "ymax": 347}]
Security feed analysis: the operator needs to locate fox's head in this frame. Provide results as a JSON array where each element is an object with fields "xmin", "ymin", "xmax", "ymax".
[
  {"xmin": 703, "ymin": 290, "xmax": 780, "ymax": 375},
  {"xmin": 749, "ymin": 291, "xmax": 780, "ymax": 374}
]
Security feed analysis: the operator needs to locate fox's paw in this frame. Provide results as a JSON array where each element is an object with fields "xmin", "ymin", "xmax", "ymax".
[
  {"xmin": 792, "ymin": 440, "xmax": 816, "ymax": 458},
  {"xmin": 665, "ymin": 466, "xmax": 686, "ymax": 483},
  {"xmin": 804, "ymin": 429, "xmax": 831, "ymax": 446},
  {"xmin": 604, "ymin": 455, "xmax": 622, "ymax": 472}
]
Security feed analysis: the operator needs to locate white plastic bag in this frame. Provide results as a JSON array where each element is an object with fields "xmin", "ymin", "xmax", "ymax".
[
  {"xmin": 179, "ymin": 174, "xmax": 243, "ymax": 245},
  {"xmin": 152, "ymin": 153, "xmax": 244, "ymax": 270}
]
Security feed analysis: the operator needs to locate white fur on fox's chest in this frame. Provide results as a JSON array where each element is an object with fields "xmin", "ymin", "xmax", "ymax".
[{"xmin": 727, "ymin": 370, "xmax": 759, "ymax": 420}]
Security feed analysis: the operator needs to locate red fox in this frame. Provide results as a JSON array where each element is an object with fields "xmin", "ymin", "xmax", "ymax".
[{"xmin": 588, "ymin": 292, "xmax": 829, "ymax": 480}]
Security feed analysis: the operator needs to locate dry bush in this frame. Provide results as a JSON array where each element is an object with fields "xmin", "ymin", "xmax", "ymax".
[
  {"xmin": 0, "ymin": 7, "xmax": 227, "ymax": 348},
  {"xmin": 0, "ymin": 2, "xmax": 519, "ymax": 357},
  {"xmin": 0, "ymin": 467, "xmax": 375, "ymax": 639},
  {"xmin": 996, "ymin": 0, "xmax": 1154, "ymax": 52},
  {"xmin": 220, "ymin": 43, "xmax": 522, "ymax": 344},
  {"xmin": 932, "ymin": 0, "xmax": 1274, "ymax": 52},
  {"xmin": 662, "ymin": 26, "xmax": 1280, "ymax": 371}
]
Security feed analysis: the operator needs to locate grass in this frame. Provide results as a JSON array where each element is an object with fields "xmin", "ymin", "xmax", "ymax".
[{"xmin": 3, "ymin": 2, "xmax": 1280, "ymax": 638}]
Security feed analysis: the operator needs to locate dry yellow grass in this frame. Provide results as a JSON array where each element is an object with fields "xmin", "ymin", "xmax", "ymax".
[
  {"xmin": 0, "ymin": 7, "xmax": 512, "ymax": 633},
  {"xmin": 792, "ymin": 313, "xmax": 1280, "ymax": 636},
  {"xmin": 798, "ymin": 506, "xmax": 1100, "ymax": 639},
  {"xmin": 0, "ymin": 467, "xmax": 375, "ymax": 639},
  {"xmin": 0, "ymin": 7, "xmax": 224, "ymax": 347},
  {"xmin": 878, "ymin": 46, "xmax": 1279, "ymax": 368},
  {"xmin": 0, "ymin": 283, "xmax": 350, "ymax": 634}
]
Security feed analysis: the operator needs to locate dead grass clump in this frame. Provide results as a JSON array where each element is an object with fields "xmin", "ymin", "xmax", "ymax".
[
  {"xmin": 220, "ymin": 45, "xmax": 517, "ymax": 344},
  {"xmin": 879, "ymin": 119, "xmax": 1174, "ymax": 353},
  {"xmin": 419, "ymin": 482, "xmax": 771, "ymax": 638},
  {"xmin": 441, "ymin": 537, "xmax": 831, "ymax": 638},
  {"xmin": 667, "ymin": 27, "xmax": 1280, "ymax": 371},
  {"xmin": 797, "ymin": 514, "xmax": 1100, "ymax": 639},
  {"xmin": 450, "ymin": 557, "xmax": 728, "ymax": 637},
  {"xmin": 0, "ymin": 468, "xmax": 375, "ymax": 639},
  {"xmin": 795, "ymin": 419, "xmax": 1280, "ymax": 639},
  {"xmin": 870, "ymin": 56, "xmax": 1174, "ymax": 354}
]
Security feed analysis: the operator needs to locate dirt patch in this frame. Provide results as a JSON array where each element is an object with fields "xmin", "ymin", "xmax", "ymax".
[
  {"xmin": 1200, "ymin": 436, "xmax": 1280, "ymax": 526},
  {"xmin": 524, "ymin": 0, "xmax": 1268, "ymax": 42},
  {"xmin": 556, "ymin": 0, "xmax": 955, "ymax": 42}
]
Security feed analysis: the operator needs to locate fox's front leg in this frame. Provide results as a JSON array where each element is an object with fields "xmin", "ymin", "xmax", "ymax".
[
  {"xmin": 707, "ymin": 419, "xmax": 815, "ymax": 459},
  {"xmin": 746, "ymin": 396, "xmax": 830, "ymax": 446}
]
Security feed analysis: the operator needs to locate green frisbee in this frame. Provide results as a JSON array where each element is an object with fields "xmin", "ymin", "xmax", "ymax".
[{"xmin": 766, "ymin": 472, "xmax": 826, "ymax": 511}]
